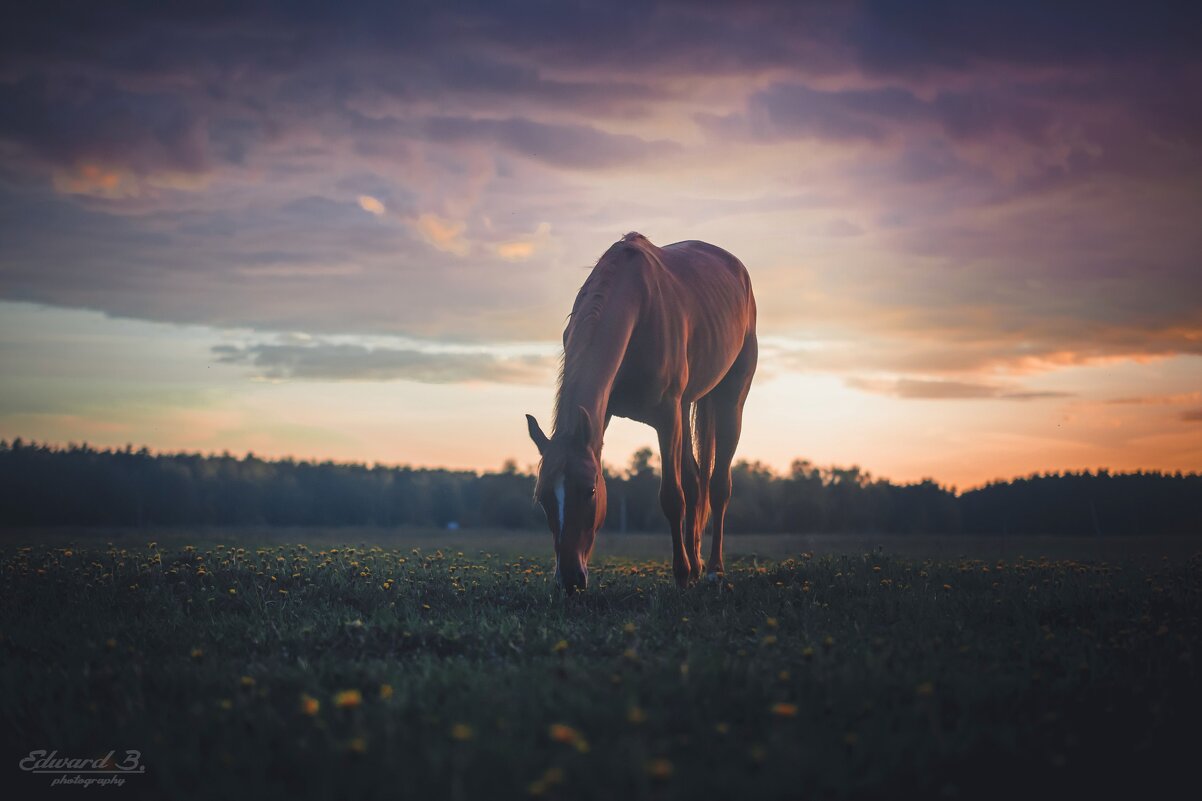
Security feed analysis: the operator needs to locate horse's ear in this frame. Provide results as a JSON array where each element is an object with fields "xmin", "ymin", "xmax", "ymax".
[
  {"xmin": 526, "ymin": 414, "xmax": 550, "ymax": 455},
  {"xmin": 575, "ymin": 405, "xmax": 593, "ymax": 447}
]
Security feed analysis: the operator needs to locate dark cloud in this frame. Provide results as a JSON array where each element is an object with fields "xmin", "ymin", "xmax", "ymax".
[
  {"xmin": 213, "ymin": 341, "xmax": 555, "ymax": 384},
  {"xmin": 846, "ymin": 377, "xmax": 1072, "ymax": 401},
  {"xmin": 419, "ymin": 116, "xmax": 678, "ymax": 169}
]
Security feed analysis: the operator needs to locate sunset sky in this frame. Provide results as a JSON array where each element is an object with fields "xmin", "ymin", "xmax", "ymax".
[{"xmin": 1, "ymin": 1, "xmax": 1199, "ymax": 489}]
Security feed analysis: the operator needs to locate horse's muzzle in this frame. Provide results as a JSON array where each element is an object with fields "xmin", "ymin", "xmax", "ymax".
[{"xmin": 556, "ymin": 561, "xmax": 588, "ymax": 592}]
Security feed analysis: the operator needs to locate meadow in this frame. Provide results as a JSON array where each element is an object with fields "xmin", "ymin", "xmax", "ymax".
[{"xmin": 2, "ymin": 530, "xmax": 1199, "ymax": 799}]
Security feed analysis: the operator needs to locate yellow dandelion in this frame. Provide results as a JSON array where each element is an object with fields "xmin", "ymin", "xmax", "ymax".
[
  {"xmin": 450, "ymin": 723, "xmax": 475, "ymax": 741},
  {"xmin": 770, "ymin": 702, "xmax": 798, "ymax": 718},
  {"xmin": 299, "ymin": 694, "xmax": 320, "ymax": 716},
  {"xmin": 548, "ymin": 723, "xmax": 581, "ymax": 744},
  {"xmin": 190, "ymin": 647, "xmax": 203, "ymax": 660},
  {"xmin": 334, "ymin": 689, "xmax": 363, "ymax": 709},
  {"xmin": 761, "ymin": 635, "xmax": 778, "ymax": 646},
  {"xmin": 239, "ymin": 675, "xmax": 256, "ymax": 687},
  {"xmin": 552, "ymin": 639, "xmax": 569, "ymax": 653},
  {"xmin": 765, "ymin": 617, "xmax": 779, "ymax": 628},
  {"xmin": 228, "ymin": 588, "xmax": 237, "ymax": 595},
  {"xmin": 347, "ymin": 737, "xmax": 367, "ymax": 753},
  {"xmin": 802, "ymin": 646, "xmax": 815, "ymax": 660},
  {"xmin": 622, "ymin": 622, "xmax": 636, "ymax": 634},
  {"xmin": 218, "ymin": 698, "xmax": 232, "ymax": 710},
  {"xmin": 627, "ymin": 705, "xmax": 647, "ymax": 724},
  {"xmin": 646, "ymin": 758, "xmax": 674, "ymax": 780},
  {"xmin": 379, "ymin": 684, "xmax": 394, "ymax": 700}
]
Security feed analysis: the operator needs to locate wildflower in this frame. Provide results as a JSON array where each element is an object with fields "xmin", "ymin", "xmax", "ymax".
[
  {"xmin": 105, "ymin": 638, "xmax": 117, "ymax": 650},
  {"xmin": 334, "ymin": 689, "xmax": 363, "ymax": 709},
  {"xmin": 552, "ymin": 639, "xmax": 568, "ymax": 653},
  {"xmin": 450, "ymin": 723, "xmax": 475, "ymax": 741},
  {"xmin": 627, "ymin": 706, "xmax": 647, "ymax": 724},
  {"xmin": 549, "ymin": 723, "xmax": 588, "ymax": 751},
  {"xmin": 239, "ymin": 675, "xmax": 256, "ymax": 688},
  {"xmin": 218, "ymin": 699, "xmax": 232, "ymax": 710},
  {"xmin": 190, "ymin": 647, "xmax": 204, "ymax": 660},
  {"xmin": 347, "ymin": 737, "xmax": 367, "ymax": 754},
  {"xmin": 300, "ymin": 694, "xmax": 320, "ymax": 716},
  {"xmin": 822, "ymin": 635, "xmax": 835, "ymax": 649},
  {"xmin": 801, "ymin": 646, "xmax": 815, "ymax": 660},
  {"xmin": 765, "ymin": 617, "xmax": 778, "ymax": 628},
  {"xmin": 623, "ymin": 622, "xmax": 636, "ymax": 634},
  {"xmin": 761, "ymin": 635, "xmax": 778, "ymax": 646},
  {"xmin": 228, "ymin": 588, "xmax": 237, "ymax": 595},
  {"xmin": 646, "ymin": 758, "xmax": 673, "ymax": 780},
  {"xmin": 379, "ymin": 684, "xmax": 394, "ymax": 700},
  {"xmin": 942, "ymin": 584, "xmax": 952, "ymax": 591},
  {"xmin": 770, "ymin": 702, "xmax": 798, "ymax": 718},
  {"xmin": 715, "ymin": 722, "xmax": 730, "ymax": 735}
]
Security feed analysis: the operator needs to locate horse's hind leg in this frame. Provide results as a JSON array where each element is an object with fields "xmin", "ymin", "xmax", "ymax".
[{"xmin": 708, "ymin": 335, "xmax": 757, "ymax": 578}]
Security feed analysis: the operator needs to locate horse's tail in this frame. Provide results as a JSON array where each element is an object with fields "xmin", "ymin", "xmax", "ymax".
[{"xmin": 693, "ymin": 393, "xmax": 717, "ymax": 535}]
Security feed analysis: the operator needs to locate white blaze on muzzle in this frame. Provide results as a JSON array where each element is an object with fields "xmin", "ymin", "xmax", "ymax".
[{"xmin": 554, "ymin": 477, "xmax": 565, "ymax": 540}]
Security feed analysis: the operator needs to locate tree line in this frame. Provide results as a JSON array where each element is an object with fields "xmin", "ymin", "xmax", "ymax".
[{"xmin": 0, "ymin": 439, "xmax": 1198, "ymax": 536}]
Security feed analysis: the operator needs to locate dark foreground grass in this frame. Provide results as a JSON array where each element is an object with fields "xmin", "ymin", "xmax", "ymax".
[{"xmin": 2, "ymin": 539, "xmax": 1199, "ymax": 800}]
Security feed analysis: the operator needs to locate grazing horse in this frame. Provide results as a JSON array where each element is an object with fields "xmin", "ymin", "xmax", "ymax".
[{"xmin": 526, "ymin": 232, "xmax": 757, "ymax": 590}]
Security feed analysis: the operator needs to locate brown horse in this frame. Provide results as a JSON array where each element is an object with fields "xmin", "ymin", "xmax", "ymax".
[{"xmin": 526, "ymin": 232, "xmax": 757, "ymax": 590}]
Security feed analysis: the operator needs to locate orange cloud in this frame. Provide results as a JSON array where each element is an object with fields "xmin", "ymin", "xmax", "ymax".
[
  {"xmin": 357, "ymin": 195, "xmax": 386, "ymax": 215},
  {"xmin": 412, "ymin": 214, "xmax": 469, "ymax": 256}
]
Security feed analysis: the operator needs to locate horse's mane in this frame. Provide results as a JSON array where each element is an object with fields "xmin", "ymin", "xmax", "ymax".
[{"xmin": 551, "ymin": 233, "xmax": 649, "ymax": 434}]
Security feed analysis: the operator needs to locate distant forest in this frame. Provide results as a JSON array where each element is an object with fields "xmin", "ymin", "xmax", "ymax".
[{"xmin": 1, "ymin": 439, "xmax": 1198, "ymax": 536}]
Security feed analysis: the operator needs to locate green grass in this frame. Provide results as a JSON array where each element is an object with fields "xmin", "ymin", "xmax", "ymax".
[{"xmin": 2, "ymin": 535, "xmax": 1199, "ymax": 800}]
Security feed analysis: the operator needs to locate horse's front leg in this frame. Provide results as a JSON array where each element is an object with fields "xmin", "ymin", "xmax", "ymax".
[{"xmin": 655, "ymin": 402, "xmax": 691, "ymax": 588}]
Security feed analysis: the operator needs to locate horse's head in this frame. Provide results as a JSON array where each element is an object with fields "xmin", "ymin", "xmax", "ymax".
[{"xmin": 525, "ymin": 408, "xmax": 606, "ymax": 592}]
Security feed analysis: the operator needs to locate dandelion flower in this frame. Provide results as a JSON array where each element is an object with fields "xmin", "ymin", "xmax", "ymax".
[
  {"xmin": 334, "ymin": 689, "xmax": 363, "ymax": 709},
  {"xmin": 450, "ymin": 723, "xmax": 475, "ymax": 741},
  {"xmin": 300, "ymin": 694, "xmax": 320, "ymax": 716},
  {"xmin": 552, "ymin": 639, "xmax": 568, "ymax": 654},
  {"xmin": 770, "ymin": 702, "xmax": 798, "ymax": 718},
  {"xmin": 627, "ymin": 706, "xmax": 647, "ymax": 724},
  {"xmin": 347, "ymin": 737, "xmax": 367, "ymax": 753},
  {"xmin": 646, "ymin": 758, "xmax": 673, "ymax": 780},
  {"xmin": 548, "ymin": 723, "xmax": 581, "ymax": 745},
  {"xmin": 239, "ymin": 675, "xmax": 256, "ymax": 688},
  {"xmin": 379, "ymin": 684, "xmax": 394, "ymax": 700}
]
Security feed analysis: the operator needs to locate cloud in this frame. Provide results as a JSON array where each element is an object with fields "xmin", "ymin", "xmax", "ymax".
[
  {"xmin": 419, "ymin": 116, "xmax": 679, "ymax": 169},
  {"xmin": 357, "ymin": 195, "xmax": 386, "ymax": 216},
  {"xmin": 412, "ymin": 214, "xmax": 469, "ymax": 256},
  {"xmin": 212, "ymin": 341, "xmax": 555, "ymax": 384},
  {"xmin": 1181, "ymin": 409, "xmax": 1202, "ymax": 423},
  {"xmin": 846, "ymin": 377, "xmax": 1072, "ymax": 401},
  {"xmin": 494, "ymin": 222, "xmax": 551, "ymax": 262}
]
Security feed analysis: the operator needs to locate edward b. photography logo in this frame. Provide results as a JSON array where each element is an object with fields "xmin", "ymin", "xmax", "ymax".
[{"xmin": 19, "ymin": 749, "xmax": 144, "ymax": 788}]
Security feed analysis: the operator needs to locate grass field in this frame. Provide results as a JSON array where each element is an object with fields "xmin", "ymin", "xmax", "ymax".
[{"xmin": 3, "ymin": 531, "xmax": 1200, "ymax": 799}]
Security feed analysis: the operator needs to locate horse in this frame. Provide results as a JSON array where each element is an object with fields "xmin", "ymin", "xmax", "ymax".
[{"xmin": 526, "ymin": 232, "xmax": 758, "ymax": 590}]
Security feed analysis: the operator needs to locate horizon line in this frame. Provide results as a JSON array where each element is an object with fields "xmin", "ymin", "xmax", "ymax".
[{"xmin": 3, "ymin": 435, "xmax": 1197, "ymax": 494}]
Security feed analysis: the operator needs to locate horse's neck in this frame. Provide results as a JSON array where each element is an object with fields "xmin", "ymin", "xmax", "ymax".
[{"xmin": 555, "ymin": 302, "xmax": 637, "ymax": 449}]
